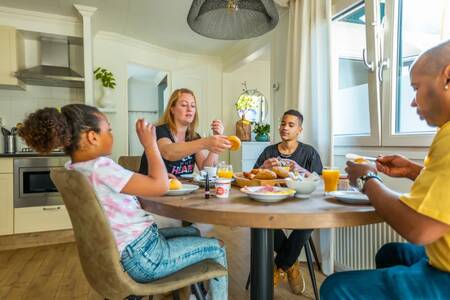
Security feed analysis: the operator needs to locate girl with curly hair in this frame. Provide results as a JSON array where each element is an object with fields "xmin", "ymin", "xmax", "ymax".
[{"xmin": 19, "ymin": 104, "xmax": 227, "ymax": 299}]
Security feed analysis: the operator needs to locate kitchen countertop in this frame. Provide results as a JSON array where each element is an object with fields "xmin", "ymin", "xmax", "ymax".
[{"xmin": 0, "ymin": 152, "xmax": 67, "ymax": 157}]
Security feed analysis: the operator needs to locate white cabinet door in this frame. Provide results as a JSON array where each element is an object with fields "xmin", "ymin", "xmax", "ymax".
[
  {"xmin": 0, "ymin": 174, "xmax": 13, "ymax": 235},
  {"xmin": 0, "ymin": 26, "xmax": 24, "ymax": 89}
]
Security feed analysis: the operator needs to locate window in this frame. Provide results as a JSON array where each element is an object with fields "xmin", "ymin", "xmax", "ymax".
[{"xmin": 332, "ymin": 0, "xmax": 450, "ymax": 147}]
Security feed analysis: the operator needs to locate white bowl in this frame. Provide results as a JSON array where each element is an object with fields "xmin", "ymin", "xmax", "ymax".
[{"xmin": 285, "ymin": 179, "xmax": 319, "ymax": 196}]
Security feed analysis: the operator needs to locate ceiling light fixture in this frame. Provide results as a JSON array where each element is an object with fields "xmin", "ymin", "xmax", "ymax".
[{"xmin": 187, "ymin": 0, "xmax": 279, "ymax": 40}]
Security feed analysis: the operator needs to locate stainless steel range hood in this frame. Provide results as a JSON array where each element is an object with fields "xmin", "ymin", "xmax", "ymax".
[{"xmin": 15, "ymin": 37, "xmax": 84, "ymax": 88}]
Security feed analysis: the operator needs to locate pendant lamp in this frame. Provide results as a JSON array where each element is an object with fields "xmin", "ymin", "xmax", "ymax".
[{"xmin": 187, "ymin": 0, "xmax": 279, "ymax": 40}]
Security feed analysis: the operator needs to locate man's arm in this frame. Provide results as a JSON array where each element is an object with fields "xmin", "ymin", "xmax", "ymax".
[{"xmin": 363, "ymin": 179, "xmax": 450, "ymax": 245}]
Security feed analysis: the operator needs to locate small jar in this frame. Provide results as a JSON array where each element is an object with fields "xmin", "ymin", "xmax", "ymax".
[{"xmin": 338, "ymin": 174, "xmax": 350, "ymax": 190}]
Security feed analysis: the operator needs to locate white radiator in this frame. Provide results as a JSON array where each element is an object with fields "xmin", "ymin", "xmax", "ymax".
[{"xmin": 335, "ymin": 223, "xmax": 405, "ymax": 270}]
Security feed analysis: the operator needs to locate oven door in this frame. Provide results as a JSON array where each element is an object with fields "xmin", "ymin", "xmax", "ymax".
[{"xmin": 15, "ymin": 166, "xmax": 64, "ymax": 208}]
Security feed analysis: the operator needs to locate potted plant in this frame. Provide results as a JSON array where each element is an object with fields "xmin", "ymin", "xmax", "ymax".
[
  {"xmin": 253, "ymin": 122, "xmax": 270, "ymax": 142},
  {"xmin": 94, "ymin": 67, "xmax": 116, "ymax": 108}
]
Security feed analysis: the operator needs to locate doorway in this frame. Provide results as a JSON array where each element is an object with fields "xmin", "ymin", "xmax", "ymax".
[{"xmin": 127, "ymin": 63, "xmax": 168, "ymax": 155}]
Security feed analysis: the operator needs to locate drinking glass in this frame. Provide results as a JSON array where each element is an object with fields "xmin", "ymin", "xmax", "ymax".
[
  {"xmin": 322, "ymin": 167, "xmax": 340, "ymax": 193},
  {"xmin": 217, "ymin": 162, "xmax": 233, "ymax": 179}
]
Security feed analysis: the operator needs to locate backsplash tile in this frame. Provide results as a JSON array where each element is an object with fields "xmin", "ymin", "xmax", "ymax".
[{"xmin": 0, "ymin": 85, "xmax": 84, "ymax": 152}]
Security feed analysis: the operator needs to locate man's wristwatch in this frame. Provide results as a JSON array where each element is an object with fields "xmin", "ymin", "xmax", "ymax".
[{"xmin": 356, "ymin": 172, "xmax": 382, "ymax": 193}]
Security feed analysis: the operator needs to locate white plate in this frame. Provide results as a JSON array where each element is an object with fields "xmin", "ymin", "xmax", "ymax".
[
  {"xmin": 329, "ymin": 191, "xmax": 370, "ymax": 205},
  {"xmin": 241, "ymin": 186, "xmax": 296, "ymax": 203},
  {"xmin": 180, "ymin": 174, "xmax": 195, "ymax": 180},
  {"xmin": 165, "ymin": 184, "xmax": 199, "ymax": 196}
]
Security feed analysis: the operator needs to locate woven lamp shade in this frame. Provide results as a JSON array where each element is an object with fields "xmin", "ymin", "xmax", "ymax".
[{"xmin": 187, "ymin": 0, "xmax": 279, "ymax": 40}]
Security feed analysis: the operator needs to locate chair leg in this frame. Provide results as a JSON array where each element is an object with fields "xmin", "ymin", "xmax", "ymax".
[
  {"xmin": 193, "ymin": 283, "xmax": 206, "ymax": 300},
  {"xmin": 245, "ymin": 272, "xmax": 251, "ymax": 290},
  {"xmin": 172, "ymin": 289, "xmax": 180, "ymax": 300},
  {"xmin": 305, "ymin": 241, "xmax": 320, "ymax": 300},
  {"xmin": 308, "ymin": 236, "xmax": 322, "ymax": 272}
]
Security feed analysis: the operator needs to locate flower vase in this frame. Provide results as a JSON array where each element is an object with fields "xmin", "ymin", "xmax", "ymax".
[
  {"xmin": 97, "ymin": 87, "xmax": 114, "ymax": 108},
  {"xmin": 255, "ymin": 133, "xmax": 269, "ymax": 142},
  {"xmin": 235, "ymin": 117, "xmax": 251, "ymax": 141}
]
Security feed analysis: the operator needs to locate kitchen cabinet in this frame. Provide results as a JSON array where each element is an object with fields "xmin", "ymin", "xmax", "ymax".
[
  {"xmin": 14, "ymin": 205, "xmax": 72, "ymax": 234},
  {"xmin": 230, "ymin": 142, "xmax": 270, "ymax": 172},
  {"xmin": 0, "ymin": 26, "xmax": 25, "ymax": 90},
  {"xmin": 0, "ymin": 158, "xmax": 13, "ymax": 235}
]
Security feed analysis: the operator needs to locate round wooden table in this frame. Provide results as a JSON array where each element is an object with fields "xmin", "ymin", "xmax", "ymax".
[{"xmin": 139, "ymin": 188, "xmax": 382, "ymax": 300}]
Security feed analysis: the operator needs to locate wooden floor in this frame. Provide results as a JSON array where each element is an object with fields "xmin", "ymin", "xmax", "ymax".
[{"xmin": 0, "ymin": 225, "xmax": 325, "ymax": 300}]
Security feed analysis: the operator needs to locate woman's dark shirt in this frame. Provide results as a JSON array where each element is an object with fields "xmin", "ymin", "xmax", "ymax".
[{"xmin": 139, "ymin": 124, "xmax": 200, "ymax": 176}]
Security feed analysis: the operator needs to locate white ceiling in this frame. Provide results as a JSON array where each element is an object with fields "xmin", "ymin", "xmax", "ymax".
[{"xmin": 0, "ymin": 0, "xmax": 278, "ymax": 57}]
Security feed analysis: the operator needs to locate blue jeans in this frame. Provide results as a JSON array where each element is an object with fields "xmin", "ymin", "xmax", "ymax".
[
  {"xmin": 121, "ymin": 224, "xmax": 228, "ymax": 300},
  {"xmin": 321, "ymin": 242, "xmax": 450, "ymax": 299}
]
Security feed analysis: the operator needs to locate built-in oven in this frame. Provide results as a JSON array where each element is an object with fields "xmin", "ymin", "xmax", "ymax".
[{"xmin": 13, "ymin": 156, "xmax": 68, "ymax": 208}]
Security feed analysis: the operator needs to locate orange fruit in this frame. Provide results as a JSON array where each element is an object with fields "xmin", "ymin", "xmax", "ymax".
[
  {"xmin": 169, "ymin": 178, "xmax": 183, "ymax": 190},
  {"xmin": 228, "ymin": 135, "xmax": 241, "ymax": 151}
]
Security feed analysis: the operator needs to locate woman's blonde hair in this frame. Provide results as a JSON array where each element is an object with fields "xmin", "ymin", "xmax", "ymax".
[{"xmin": 159, "ymin": 88, "xmax": 199, "ymax": 141}]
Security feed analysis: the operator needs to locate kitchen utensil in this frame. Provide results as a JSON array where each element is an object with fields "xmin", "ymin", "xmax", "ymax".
[
  {"xmin": 3, "ymin": 135, "xmax": 17, "ymax": 153},
  {"xmin": 10, "ymin": 127, "xmax": 17, "ymax": 135},
  {"xmin": 1, "ymin": 127, "xmax": 11, "ymax": 136},
  {"xmin": 345, "ymin": 153, "xmax": 377, "ymax": 161}
]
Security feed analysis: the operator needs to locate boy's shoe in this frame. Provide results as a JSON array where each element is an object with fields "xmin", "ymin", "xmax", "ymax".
[
  {"xmin": 286, "ymin": 261, "xmax": 305, "ymax": 295},
  {"xmin": 273, "ymin": 267, "xmax": 287, "ymax": 286}
]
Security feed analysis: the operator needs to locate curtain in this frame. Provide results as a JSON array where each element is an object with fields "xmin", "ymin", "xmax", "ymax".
[{"xmin": 281, "ymin": 0, "xmax": 335, "ymax": 275}]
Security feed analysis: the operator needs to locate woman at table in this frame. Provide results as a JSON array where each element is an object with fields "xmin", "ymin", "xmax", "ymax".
[
  {"xmin": 254, "ymin": 109, "xmax": 323, "ymax": 295},
  {"xmin": 139, "ymin": 88, "xmax": 231, "ymax": 177}
]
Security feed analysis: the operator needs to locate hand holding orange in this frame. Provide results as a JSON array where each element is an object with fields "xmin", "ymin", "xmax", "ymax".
[{"xmin": 227, "ymin": 135, "xmax": 241, "ymax": 151}]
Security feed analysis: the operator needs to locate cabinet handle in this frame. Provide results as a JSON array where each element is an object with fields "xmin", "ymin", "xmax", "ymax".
[{"xmin": 42, "ymin": 207, "xmax": 61, "ymax": 211}]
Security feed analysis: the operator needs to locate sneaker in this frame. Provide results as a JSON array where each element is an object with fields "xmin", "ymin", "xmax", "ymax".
[
  {"xmin": 286, "ymin": 261, "xmax": 305, "ymax": 295},
  {"xmin": 273, "ymin": 267, "xmax": 287, "ymax": 286}
]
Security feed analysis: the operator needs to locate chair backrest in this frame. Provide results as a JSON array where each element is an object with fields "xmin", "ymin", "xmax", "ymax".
[
  {"xmin": 118, "ymin": 156, "xmax": 142, "ymax": 172},
  {"xmin": 51, "ymin": 168, "xmax": 138, "ymax": 298}
]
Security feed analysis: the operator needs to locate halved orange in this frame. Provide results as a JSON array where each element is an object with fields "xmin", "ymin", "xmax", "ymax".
[
  {"xmin": 228, "ymin": 135, "xmax": 241, "ymax": 151},
  {"xmin": 169, "ymin": 178, "xmax": 183, "ymax": 190}
]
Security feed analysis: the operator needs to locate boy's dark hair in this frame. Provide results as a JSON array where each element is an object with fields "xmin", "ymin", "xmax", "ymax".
[
  {"xmin": 18, "ymin": 104, "xmax": 101, "ymax": 155},
  {"xmin": 283, "ymin": 109, "xmax": 304, "ymax": 125}
]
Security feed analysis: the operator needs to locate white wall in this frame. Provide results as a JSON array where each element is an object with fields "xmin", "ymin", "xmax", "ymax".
[{"xmin": 93, "ymin": 31, "xmax": 223, "ymax": 160}]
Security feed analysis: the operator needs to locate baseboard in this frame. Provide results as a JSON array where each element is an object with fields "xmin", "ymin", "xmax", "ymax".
[{"xmin": 0, "ymin": 229, "xmax": 75, "ymax": 251}]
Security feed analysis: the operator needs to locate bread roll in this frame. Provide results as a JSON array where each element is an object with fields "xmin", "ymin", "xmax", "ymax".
[{"xmin": 254, "ymin": 169, "xmax": 277, "ymax": 179}]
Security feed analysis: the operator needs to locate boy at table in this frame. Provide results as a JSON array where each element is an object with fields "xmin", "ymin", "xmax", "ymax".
[{"xmin": 254, "ymin": 109, "xmax": 323, "ymax": 295}]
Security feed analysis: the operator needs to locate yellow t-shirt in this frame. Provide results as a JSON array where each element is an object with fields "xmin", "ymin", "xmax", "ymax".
[{"xmin": 400, "ymin": 121, "xmax": 450, "ymax": 272}]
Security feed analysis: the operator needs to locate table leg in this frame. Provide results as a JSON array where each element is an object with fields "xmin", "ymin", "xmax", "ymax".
[{"xmin": 250, "ymin": 228, "xmax": 274, "ymax": 300}]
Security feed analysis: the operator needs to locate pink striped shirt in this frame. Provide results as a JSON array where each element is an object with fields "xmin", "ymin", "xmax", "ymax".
[{"xmin": 66, "ymin": 157, "xmax": 154, "ymax": 253}]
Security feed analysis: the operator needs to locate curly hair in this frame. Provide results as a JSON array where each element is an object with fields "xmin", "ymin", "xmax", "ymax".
[{"xmin": 18, "ymin": 104, "xmax": 101, "ymax": 155}]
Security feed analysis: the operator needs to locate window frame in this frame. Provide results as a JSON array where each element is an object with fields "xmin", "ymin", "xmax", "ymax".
[
  {"xmin": 380, "ymin": 0, "xmax": 435, "ymax": 147},
  {"xmin": 333, "ymin": 0, "xmax": 382, "ymax": 147}
]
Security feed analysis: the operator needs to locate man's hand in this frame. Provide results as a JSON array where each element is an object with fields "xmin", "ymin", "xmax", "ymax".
[
  {"xmin": 345, "ymin": 160, "xmax": 378, "ymax": 186},
  {"xmin": 376, "ymin": 154, "xmax": 423, "ymax": 181},
  {"xmin": 136, "ymin": 119, "xmax": 157, "ymax": 150},
  {"xmin": 211, "ymin": 120, "xmax": 224, "ymax": 135}
]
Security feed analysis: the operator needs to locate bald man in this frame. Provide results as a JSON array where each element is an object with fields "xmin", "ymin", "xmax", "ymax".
[{"xmin": 321, "ymin": 40, "xmax": 450, "ymax": 299}]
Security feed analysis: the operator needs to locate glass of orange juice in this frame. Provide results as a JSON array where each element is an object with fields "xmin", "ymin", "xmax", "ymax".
[
  {"xmin": 322, "ymin": 167, "xmax": 340, "ymax": 193},
  {"xmin": 217, "ymin": 162, "xmax": 233, "ymax": 179}
]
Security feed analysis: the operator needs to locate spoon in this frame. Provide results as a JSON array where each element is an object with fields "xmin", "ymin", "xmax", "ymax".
[{"xmin": 345, "ymin": 153, "xmax": 378, "ymax": 161}]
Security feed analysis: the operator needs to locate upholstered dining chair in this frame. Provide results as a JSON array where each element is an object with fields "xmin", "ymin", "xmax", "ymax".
[
  {"xmin": 118, "ymin": 155, "xmax": 142, "ymax": 172},
  {"xmin": 51, "ymin": 168, "xmax": 227, "ymax": 300}
]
